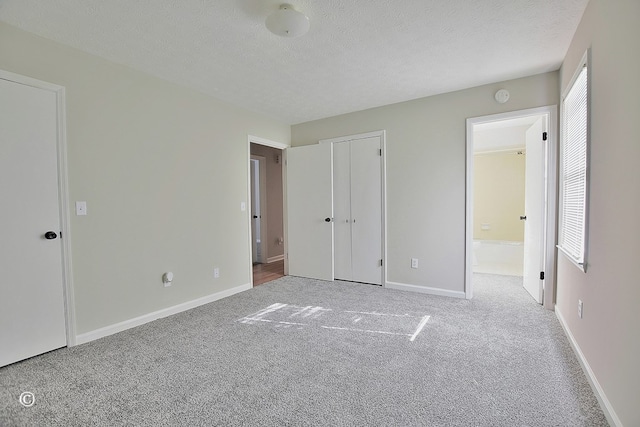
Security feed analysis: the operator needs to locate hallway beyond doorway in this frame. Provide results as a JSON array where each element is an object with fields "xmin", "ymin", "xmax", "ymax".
[{"xmin": 253, "ymin": 260, "xmax": 285, "ymax": 286}]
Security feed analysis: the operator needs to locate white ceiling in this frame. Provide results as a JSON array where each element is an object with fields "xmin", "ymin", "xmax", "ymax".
[
  {"xmin": 474, "ymin": 114, "xmax": 545, "ymax": 152},
  {"xmin": 474, "ymin": 125, "xmax": 531, "ymax": 153},
  {"xmin": 0, "ymin": 0, "xmax": 588, "ymax": 125}
]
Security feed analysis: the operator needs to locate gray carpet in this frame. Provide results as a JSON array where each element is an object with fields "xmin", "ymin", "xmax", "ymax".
[{"xmin": 0, "ymin": 274, "xmax": 608, "ymax": 426}]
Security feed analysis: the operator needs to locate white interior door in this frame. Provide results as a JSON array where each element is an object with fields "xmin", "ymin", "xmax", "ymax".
[
  {"xmin": 523, "ymin": 117, "xmax": 546, "ymax": 303},
  {"xmin": 286, "ymin": 143, "xmax": 334, "ymax": 280},
  {"xmin": 350, "ymin": 137, "xmax": 383, "ymax": 285},
  {"xmin": 0, "ymin": 77, "xmax": 67, "ymax": 367}
]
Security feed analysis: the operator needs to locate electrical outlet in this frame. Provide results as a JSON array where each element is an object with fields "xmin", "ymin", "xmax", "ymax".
[
  {"xmin": 214, "ymin": 267, "xmax": 220, "ymax": 279},
  {"xmin": 411, "ymin": 258, "xmax": 419, "ymax": 269},
  {"xmin": 578, "ymin": 300, "xmax": 583, "ymax": 318}
]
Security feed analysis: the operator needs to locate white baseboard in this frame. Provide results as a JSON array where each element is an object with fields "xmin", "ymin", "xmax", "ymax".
[
  {"xmin": 75, "ymin": 283, "xmax": 251, "ymax": 345},
  {"xmin": 266, "ymin": 254, "xmax": 284, "ymax": 263},
  {"xmin": 556, "ymin": 307, "xmax": 622, "ymax": 427},
  {"xmin": 385, "ymin": 281, "xmax": 466, "ymax": 299}
]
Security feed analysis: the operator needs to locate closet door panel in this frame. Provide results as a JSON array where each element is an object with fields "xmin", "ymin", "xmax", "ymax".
[
  {"xmin": 333, "ymin": 142, "xmax": 352, "ymax": 281},
  {"xmin": 350, "ymin": 137, "xmax": 383, "ymax": 285}
]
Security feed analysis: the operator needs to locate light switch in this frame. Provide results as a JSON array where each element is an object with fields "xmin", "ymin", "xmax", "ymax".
[
  {"xmin": 76, "ymin": 201, "xmax": 87, "ymax": 216},
  {"xmin": 240, "ymin": 202, "xmax": 246, "ymax": 211}
]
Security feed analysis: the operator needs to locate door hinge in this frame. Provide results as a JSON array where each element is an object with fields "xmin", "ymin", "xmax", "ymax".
[
  {"xmin": 539, "ymin": 271, "xmax": 545, "ymax": 280},
  {"xmin": 378, "ymin": 149, "xmax": 382, "ymax": 156},
  {"xmin": 542, "ymin": 131, "xmax": 548, "ymax": 141},
  {"xmin": 380, "ymin": 259, "xmax": 383, "ymax": 267}
]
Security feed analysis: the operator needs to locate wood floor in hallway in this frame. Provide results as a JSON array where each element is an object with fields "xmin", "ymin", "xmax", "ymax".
[{"xmin": 253, "ymin": 259, "xmax": 285, "ymax": 286}]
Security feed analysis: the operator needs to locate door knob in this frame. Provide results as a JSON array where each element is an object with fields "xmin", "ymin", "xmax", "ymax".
[
  {"xmin": 325, "ymin": 217, "xmax": 332, "ymax": 222},
  {"xmin": 520, "ymin": 216, "xmax": 527, "ymax": 221},
  {"xmin": 253, "ymin": 215, "xmax": 258, "ymax": 219},
  {"xmin": 44, "ymin": 231, "xmax": 58, "ymax": 240}
]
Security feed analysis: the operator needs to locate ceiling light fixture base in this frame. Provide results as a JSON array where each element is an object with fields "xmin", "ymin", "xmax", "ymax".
[{"xmin": 266, "ymin": 4, "xmax": 310, "ymax": 38}]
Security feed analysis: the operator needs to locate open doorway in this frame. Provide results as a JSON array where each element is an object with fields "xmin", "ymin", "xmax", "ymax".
[
  {"xmin": 466, "ymin": 106, "xmax": 557, "ymax": 309},
  {"xmin": 249, "ymin": 139, "xmax": 286, "ymax": 286}
]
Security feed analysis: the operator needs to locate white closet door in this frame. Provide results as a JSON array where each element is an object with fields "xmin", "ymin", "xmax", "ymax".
[
  {"xmin": 333, "ymin": 142, "xmax": 352, "ymax": 281},
  {"xmin": 350, "ymin": 137, "xmax": 383, "ymax": 285},
  {"xmin": 286, "ymin": 143, "xmax": 334, "ymax": 281}
]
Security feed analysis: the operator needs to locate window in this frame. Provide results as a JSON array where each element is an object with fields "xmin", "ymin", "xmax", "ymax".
[{"xmin": 559, "ymin": 51, "xmax": 590, "ymax": 270}]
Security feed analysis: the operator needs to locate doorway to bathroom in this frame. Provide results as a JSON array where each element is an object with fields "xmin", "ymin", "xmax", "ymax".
[{"xmin": 466, "ymin": 106, "xmax": 557, "ymax": 308}]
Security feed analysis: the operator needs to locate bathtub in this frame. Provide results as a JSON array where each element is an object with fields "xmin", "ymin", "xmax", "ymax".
[{"xmin": 472, "ymin": 240, "xmax": 523, "ymax": 276}]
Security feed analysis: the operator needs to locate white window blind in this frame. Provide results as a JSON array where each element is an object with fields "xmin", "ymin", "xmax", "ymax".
[{"xmin": 559, "ymin": 59, "xmax": 589, "ymax": 268}]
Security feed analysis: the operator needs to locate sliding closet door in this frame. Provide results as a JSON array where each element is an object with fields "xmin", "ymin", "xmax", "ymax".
[
  {"xmin": 286, "ymin": 143, "xmax": 334, "ymax": 281},
  {"xmin": 350, "ymin": 137, "xmax": 382, "ymax": 285},
  {"xmin": 333, "ymin": 141, "xmax": 352, "ymax": 281}
]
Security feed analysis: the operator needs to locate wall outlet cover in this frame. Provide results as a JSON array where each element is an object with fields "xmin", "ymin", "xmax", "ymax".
[{"xmin": 75, "ymin": 201, "xmax": 87, "ymax": 216}]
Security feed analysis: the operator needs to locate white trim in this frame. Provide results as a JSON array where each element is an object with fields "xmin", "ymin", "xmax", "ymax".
[
  {"xmin": 557, "ymin": 244, "xmax": 586, "ymax": 271},
  {"xmin": 267, "ymin": 254, "xmax": 285, "ymax": 263},
  {"xmin": 386, "ymin": 281, "xmax": 466, "ymax": 299},
  {"xmin": 247, "ymin": 135, "xmax": 288, "ymax": 286},
  {"xmin": 56, "ymin": 84, "xmax": 77, "ymax": 346},
  {"xmin": 465, "ymin": 118, "xmax": 475, "ymax": 300},
  {"xmin": 282, "ymin": 149, "xmax": 289, "ymax": 277},
  {"xmin": 249, "ymin": 135, "xmax": 289, "ymax": 150},
  {"xmin": 0, "ymin": 70, "xmax": 77, "ymax": 346},
  {"xmin": 319, "ymin": 130, "xmax": 385, "ymax": 145},
  {"xmin": 466, "ymin": 106, "xmax": 558, "ymax": 309},
  {"xmin": 76, "ymin": 283, "xmax": 251, "ymax": 345},
  {"xmin": 0, "ymin": 70, "xmax": 61, "ymax": 91},
  {"xmin": 556, "ymin": 308, "xmax": 622, "ymax": 427},
  {"xmin": 562, "ymin": 49, "xmax": 591, "ymax": 99},
  {"xmin": 474, "ymin": 147, "xmax": 526, "ymax": 155},
  {"xmin": 382, "ymin": 135, "xmax": 388, "ymax": 287}
]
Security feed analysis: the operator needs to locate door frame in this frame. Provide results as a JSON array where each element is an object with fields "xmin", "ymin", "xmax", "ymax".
[
  {"xmin": 319, "ymin": 130, "xmax": 387, "ymax": 287},
  {"xmin": 465, "ymin": 106, "xmax": 557, "ymax": 309},
  {"xmin": 247, "ymin": 135, "xmax": 288, "ymax": 286},
  {"xmin": 1, "ymin": 69, "xmax": 76, "ymax": 345}
]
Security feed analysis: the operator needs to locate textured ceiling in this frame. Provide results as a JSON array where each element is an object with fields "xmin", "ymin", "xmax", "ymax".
[{"xmin": 0, "ymin": 0, "xmax": 588, "ymax": 125}]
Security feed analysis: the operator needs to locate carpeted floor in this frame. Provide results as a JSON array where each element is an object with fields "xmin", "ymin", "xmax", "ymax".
[{"xmin": 0, "ymin": 274, "xmax": 608, "ymax": 426}]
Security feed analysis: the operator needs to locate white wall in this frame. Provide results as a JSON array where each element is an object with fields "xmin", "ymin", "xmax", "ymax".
[
  {"xmin": 0, "ymin": 22, "xmax": 290, "ymax": 335},
  {"xmin": 556, "ymin": 1, "xmax": 640, "ymax": 425},
  {"xmin": 292, "ymin": 72, "xmax": 558, "ymax": 294}
]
